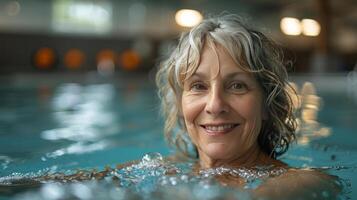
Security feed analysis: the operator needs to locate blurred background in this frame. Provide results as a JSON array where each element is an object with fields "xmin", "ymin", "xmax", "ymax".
[
  {"xmin": 0, "ymin": 1, "xmax": 357, "ymax": 199},
  {"xmin": 0, "ymin": 0, "xmax": 355, "ymax": 75}
]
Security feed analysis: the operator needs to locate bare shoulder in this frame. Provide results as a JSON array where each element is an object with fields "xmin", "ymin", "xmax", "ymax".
[{"xmin": 254, "ymin": 168, "xmax": 342, "ymax": 200}]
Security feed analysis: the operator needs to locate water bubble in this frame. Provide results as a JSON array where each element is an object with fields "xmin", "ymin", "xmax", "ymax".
[
  {"xmin": 198, "ymin": 166, "xmax": 287, "ymax": 185},
  {"xmin": 142, "ymin": 152, "xmax": 163, "ymax": 163},
  {"xmin": 71, "ymin": 182, "xmax": 92, "ymax": 199},
  {"xmin": 169, "ymin": 177, "xmax": 177, "ymax": 185},
  {"xmin": 180, "ymin": 174, "xmax": 188, "ymax": 182},
  {"xmin": 41, "ymin": 183, "xmax": 65, "ymax": 200},
  {"xmin": 160, "ymin": 178, "xmax": 168, "ymax": 185}
]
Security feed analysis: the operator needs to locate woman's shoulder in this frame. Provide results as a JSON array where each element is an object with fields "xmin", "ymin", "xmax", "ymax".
[
  {"xmin": 277, "ymin": 167, "xmax": 340, "ymax": 189},
  {"xmin": 254, "ymin": 167, "xmax": 341, "ymax": 200}
]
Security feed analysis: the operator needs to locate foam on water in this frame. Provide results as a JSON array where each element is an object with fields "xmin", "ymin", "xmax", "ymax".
[{"xmin": 0, "ymin": 152, "xmax": 350, "ymax": 200}]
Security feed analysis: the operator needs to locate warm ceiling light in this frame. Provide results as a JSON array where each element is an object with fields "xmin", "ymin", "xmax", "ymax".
[
  {"xmin": 175, "ymin": 9, "xmax": 203, "ymax": 28},
  {"xmin": 280, "ymin": 17, "xmax": 301, "ymax": 36},
  {"xmin": 301, "ymin": 19, "xmax": 321, "ymax": 36}
]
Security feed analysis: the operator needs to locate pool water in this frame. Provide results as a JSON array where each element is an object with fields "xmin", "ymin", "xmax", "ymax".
[{"xmin": 0, "ymin": 74, "xmax": 356, "ymax": 199}]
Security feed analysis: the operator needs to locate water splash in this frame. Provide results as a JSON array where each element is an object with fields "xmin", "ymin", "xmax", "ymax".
[
  {"xmin": 112, "ymin": 152, "xmax": 180, "ymax": 193},
  {"xmin": 199, "ymin": 166, "xmax": 286, "ymax": 180},
  {"xmin": 1, "ymin": 153, "xmax": 353, "ymax": 200}
]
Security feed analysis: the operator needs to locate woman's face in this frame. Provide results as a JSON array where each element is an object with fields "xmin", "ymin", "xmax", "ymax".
[{"xmin": 181, "ymin": 43, "xmax": 265, "ymax": 165}]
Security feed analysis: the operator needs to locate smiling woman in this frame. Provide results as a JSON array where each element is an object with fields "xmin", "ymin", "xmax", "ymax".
[
  {"xmin": 156, "ymin": 14, "xmax": 296, "ymax": 162},
  {"xmin": 156, "ymin": 14, "xmax": 341, "ymax": 199},
  {"xmin": 181, "ymin": 43, "xmax": 270, "ymax": 168}
]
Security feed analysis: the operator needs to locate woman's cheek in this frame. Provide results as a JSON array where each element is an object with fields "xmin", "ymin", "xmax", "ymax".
[
  {"xmin": 182, "ymin": 94, "xmax": 205, "ymax": 124},
  {"xmin": 236, "ymin": 95, "xmax": 263, "ymax": 118}
]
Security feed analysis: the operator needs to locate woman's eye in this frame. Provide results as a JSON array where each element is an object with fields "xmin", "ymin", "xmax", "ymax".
[
  {"xmin": 229, "ymin": 82, "xmax": 248, "ymax": 92},
  {"xmin": 191, "ymin": 83, "xmax": 206, "ymax": 91}
]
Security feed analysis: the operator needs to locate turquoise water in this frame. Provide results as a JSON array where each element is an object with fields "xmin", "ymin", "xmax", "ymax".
[{"xmin": 0, "ymin": 75, "xmax": 356, "ymax": 199}]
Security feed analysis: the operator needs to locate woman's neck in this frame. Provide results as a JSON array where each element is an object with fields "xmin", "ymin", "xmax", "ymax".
[{"xmin": 198, "ymin": 144, "xmax": 279, "ymax": 169}]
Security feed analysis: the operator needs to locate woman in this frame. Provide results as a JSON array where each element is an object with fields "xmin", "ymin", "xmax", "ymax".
[{"xmin": 156, "ymin": 14, "xmax": 340, "ymax": 199}]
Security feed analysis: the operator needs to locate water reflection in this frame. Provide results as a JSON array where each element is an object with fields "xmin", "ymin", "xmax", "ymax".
[
  {"xmin": 41, "ymin": 84, "xmax": 120, "ymax": 158},
  {"xmin": 289, "ymin": 82, "xmax": 331, "ymax": 145},
  {"xmin": 347, "ymin": 66, "xmax": 357, "ymax": 103},
  {"xmin": 0, "ymin": 155, "xmax": 12, "ymax": 170},
  {"xmin": 45, "ymin": 141, "xmax": 110, "ymax": 159}
]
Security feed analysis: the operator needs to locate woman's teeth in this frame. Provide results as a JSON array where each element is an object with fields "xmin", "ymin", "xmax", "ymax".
[{"xmin": 204, "ymin": 124, "xmax": 237, "ymax": 131}]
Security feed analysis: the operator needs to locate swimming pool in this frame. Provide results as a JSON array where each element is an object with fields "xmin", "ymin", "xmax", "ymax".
[{"xmin": 0, "ymin": 73, "xmax": 356, "ymax": 199}]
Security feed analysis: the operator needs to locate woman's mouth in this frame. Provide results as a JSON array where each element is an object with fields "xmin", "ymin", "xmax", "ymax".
[{"xmin": 200, "ymin": 124, "xmax": 239, "ymax": 135}]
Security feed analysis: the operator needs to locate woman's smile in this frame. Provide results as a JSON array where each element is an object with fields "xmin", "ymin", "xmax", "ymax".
[{"xmin": 200, "ymin": 123, "xmax": 240, "ymax": 135}]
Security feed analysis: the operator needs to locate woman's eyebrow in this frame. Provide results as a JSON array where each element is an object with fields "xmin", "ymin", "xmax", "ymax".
[
  {"xmin": 187, "ymin": 71, "xmax": 250, "ymax": 81},
  {"xmin": 224, "ymin": 71, "xmax": 250, "ymax": 79},
  {"xmin": 188, "ymin": 72, "xmax": 209, "ymax": 80}
]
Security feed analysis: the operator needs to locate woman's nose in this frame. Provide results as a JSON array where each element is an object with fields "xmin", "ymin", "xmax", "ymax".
[{"xmin": 205, "ymin": 88, "xmax": 229, "ymax": 116}]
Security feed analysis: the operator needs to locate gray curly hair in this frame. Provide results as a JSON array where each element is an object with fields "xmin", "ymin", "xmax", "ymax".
[{"xmin": 156, "ymin": 14, "xmax": 296, "ymax": 159}]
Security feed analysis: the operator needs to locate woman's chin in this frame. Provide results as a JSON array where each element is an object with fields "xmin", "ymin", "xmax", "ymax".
[{"xmin": 202, "ymin": 143, "xmax": 233, "ymax": 160}]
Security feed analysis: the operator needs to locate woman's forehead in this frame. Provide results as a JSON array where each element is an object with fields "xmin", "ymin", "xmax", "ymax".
[{"xmin": 194, "ymin": 42, "xmax": 249, "ymax": 77}]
